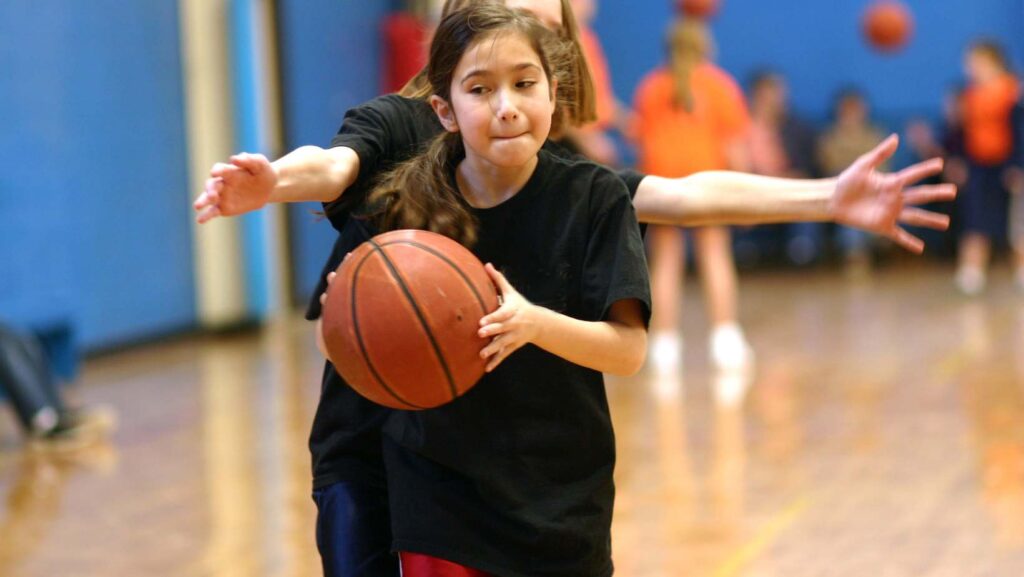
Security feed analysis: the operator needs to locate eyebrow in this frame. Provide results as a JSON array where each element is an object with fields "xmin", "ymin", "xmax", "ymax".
[{"xmin": 460, "ymin": 62, "xmax": 543, "ymax": 84}]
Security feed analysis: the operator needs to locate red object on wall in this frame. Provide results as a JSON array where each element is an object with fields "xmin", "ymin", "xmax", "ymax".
[
  {"xmin": 676, "ymin": 0, "xmax": 719, "ymax": 19},
  {"xmin": 381, "ymin": 12, "xmax": 429, "ymax": 94},
  {"xmin": 862, "ymin": 1, "xmax": 913, "ymax": 53}
]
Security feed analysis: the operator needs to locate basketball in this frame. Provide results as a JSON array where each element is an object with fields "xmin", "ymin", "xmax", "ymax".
[
  {"xmin": 676, "ymin": 0, "xmax": 719, "ymax": 19},
  {"xmin": 321, "ymin": 229, "xmax": 500, "ymax": 410},
  {"xmin": 862, "ymin": 0, "xmax": 913, "ymax": 52}
]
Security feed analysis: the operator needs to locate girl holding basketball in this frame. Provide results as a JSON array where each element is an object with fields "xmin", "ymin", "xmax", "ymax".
[
  {"xmin": 330, "ymin": 4, "xmax": 648, "ymax": 575},
  {"xmin": 194, "ymin": 1, "xmax": 954, "ymax": 575}
]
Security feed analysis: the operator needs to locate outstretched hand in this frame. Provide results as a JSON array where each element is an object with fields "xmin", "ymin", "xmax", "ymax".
[
  {"xmin": 477, "ymin": 264, "xmax": 540, "ymax": 373},
  {"xmin": 830, "ymin": 134, "xmax": 957, "ymax": 253},
  {"xmin": 193, "ymin": 152, "xmax": 278, "ymax": 223}
]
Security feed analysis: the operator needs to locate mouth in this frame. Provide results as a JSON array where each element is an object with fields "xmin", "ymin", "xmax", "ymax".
[{"xmin": 493, "ymin": 132, "xmax": 527, "ymax": 141}]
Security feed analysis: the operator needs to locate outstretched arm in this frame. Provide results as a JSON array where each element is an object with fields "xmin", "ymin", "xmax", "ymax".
[
  {"xmin": 632, "ymin": 135, "xmax": 956, "ymax": 253},
  {"xmin": 193, "ymin": 145, "xmax": 360, "ymax": 223}
]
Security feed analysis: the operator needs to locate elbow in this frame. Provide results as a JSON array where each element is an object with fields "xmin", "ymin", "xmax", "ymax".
[{"xmin": 609, "ymin": 332, "xmax": 647, "ymax": 377}]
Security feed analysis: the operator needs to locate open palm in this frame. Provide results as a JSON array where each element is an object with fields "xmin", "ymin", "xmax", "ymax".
[{"xmin": 831, "ymin": 135, "xmax": 956, "ymax": 253}]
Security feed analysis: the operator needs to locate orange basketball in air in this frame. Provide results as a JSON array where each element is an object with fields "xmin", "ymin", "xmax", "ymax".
[
  {"xmin": 677, "ymin": 0, "xmax": 719, "ymax": 19},
  {"xmin": 321, "ymin": 229, "xmax": 499, "ymax": 410},
  {"xmin": 862, "ymin": 0, "xmax": 913, "ymax": 52}
]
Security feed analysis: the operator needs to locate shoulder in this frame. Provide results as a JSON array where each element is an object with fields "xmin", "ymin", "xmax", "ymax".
[
  {"xmin": 693, "ymin": 64, "xmax": 741, "ymax": 97},
  {"xmin": 348, "ymin": 94, "xmax": 432, "ymax": 121},
  {"xmin": 537, "ymin": 151, "xmax": 630, "ymax": 205},
  {"xmin": 635, "ymin": 69, "xmax": 671, "ymax": 98}
]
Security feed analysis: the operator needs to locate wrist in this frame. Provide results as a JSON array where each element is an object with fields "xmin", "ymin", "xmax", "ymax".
[
  {"xmin": 525, "ymin": 301, "xmax": 547, "ymax": 345},
  {"xmin": 823, "ymin": 177, "xmax": 842, "ymax": 222}
]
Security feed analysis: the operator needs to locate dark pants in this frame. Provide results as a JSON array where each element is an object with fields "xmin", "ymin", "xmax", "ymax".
[
  {"xmin": 313, "ymin": 480, "xmax": 399, "ymax": 577},
  {"xmin": 0, "ymin": 323, "xmax": 65, "ymax": 433}
]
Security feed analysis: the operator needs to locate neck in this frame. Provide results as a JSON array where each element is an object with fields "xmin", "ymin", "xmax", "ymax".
[
  {"xmin": 753, "ymin": 106, "xmax": 782, "ymax": 124},
  {"xmin": 456, "ymin": 153, "xmax": 539, "ymax": 209}
]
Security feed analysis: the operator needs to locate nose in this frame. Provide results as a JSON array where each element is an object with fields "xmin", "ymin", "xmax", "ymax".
[{"xmin": 492, "ymin": 89, "xmax": 520, "ymax": 122}]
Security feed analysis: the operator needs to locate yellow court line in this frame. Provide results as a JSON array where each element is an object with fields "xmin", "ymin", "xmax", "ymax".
[{"xmin": 712, "ymin": 495, "xmax": 812, "ymax": 577}]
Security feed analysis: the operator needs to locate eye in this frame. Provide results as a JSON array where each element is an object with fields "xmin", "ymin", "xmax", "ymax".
[
  {"xmin": 516, "ymin": 80, "xmax": 537, "ymax": 89},
  {"xmin": 469, "ymin": 85, "xmax": 489, "ymax": 95}
]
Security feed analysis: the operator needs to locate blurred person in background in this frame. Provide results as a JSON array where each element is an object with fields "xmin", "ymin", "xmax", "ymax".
[
  {"xmin": 632, "ymin": 18, "xmax": 753, "ymax": 374},
  {"xmin": 818, "ymin": 87, "xmax": 889, "ymax": 275},
  {"xmin": 0, "ymin": 322, "xmax": 114, "ymax": 451},
  {"xmin": 953, "ymin": 40, "xmax": 1020, "ymax": 294},
  {"xmin": 745, "ymin": 69, "xmax": 821, "ymax": 265}
]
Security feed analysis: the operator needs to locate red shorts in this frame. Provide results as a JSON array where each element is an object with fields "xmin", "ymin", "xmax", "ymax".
[{"xmin": 399, "ymin": 552, "xmax": 493, "ymax": 577}]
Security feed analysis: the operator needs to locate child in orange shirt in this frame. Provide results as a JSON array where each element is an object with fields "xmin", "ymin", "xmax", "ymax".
[
  {"xmin": 632, "ymin": 18, "xmax": 752, "ymax": 373},
  {"xmin": 955, "ymin": 40, "xmax": 1020, "ymax": 294}
]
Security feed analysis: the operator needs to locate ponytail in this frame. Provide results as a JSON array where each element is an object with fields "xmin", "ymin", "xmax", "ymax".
[{"xmin": 367, "ymin": 131, "xmax": 478, "ymax": 246}]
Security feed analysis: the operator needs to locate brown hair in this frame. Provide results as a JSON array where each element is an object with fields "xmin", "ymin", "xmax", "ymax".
[
  {"xmin": 970, "ymin": 39, "xmax": 1011, "ymax": 73},
  {"xmin": 399, "ymin": 0, "xmax": 595, "ymax": 136},
  {"xmin": 667, "ymin": 18, "xmax": 713, "ymax": 113},
  {"xmin": 370, "ymin": 1, "xmax": 564, "ymax": 246}
]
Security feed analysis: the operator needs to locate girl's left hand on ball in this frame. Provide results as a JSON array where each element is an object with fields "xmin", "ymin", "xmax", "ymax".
[{"xmin": 477, "ymin": 263, "xmax": 540, "ymax": 372}]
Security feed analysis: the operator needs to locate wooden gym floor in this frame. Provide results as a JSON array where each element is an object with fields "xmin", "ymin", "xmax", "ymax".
[{"xmin": 1, "ymin": 261, "xmax": 1023, "ymax": 576}]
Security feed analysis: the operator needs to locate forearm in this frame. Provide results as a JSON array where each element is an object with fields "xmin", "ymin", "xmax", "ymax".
[
  {"xmin": 531, "ymin": 307, "xmax": 647, "ymax": 376},
  {"xmin": 269, "ymin": 145, "xmax": 360, "ymax": 205},
  {"xmin": 633, "ymin": 172, "xmax": 836, "ymax": 227}
]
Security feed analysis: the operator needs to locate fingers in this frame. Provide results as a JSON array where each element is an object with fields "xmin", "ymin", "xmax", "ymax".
[
  {"xmin": 485, "ymin": 346, "xmax": 513, "ymax": 372},
  {"xmin": 903, "ymin": 183, "xmax": 957, "ymax": 205},
  {"xmin": 889, "ymin": 226, "xmax": 925, "ymax": 254},
  {"xmin": 478, "ymin": 322, "xmax": 505, "ymax": 339},
  {"xmin": 898, "ymin": 207, "xmax": 950, "ymax": 231},
  {"xmin": 859, "ymin": 134, "xmax": 899, "ymax": 168},
  {"xmin": 482, "ymin": 336, "xmax": 519, "ymax": 372},
  {"xmin": 196, "ymin": 205, "xmax": 221, "ymax": 224},
  {"xmin": 230, "ymin": 152, "xmax": 269, "ymax": 175},
  {"xmin": 480, "ymin": 334, "xmax": 505, "ymax": 360},
  {"xmin": 895, "ymin": 157, "xmax": 944, "ymax": 185},
  {"xmin": 210, "ymin": 162, "xmax": 242, "ymax": 179},
  {"xmin": 484, "ymin": 263, "xmax": 513, "ymax": 295},
  {"xmin": 319, "ymin": 272, "xmax": 339, "ymax": 306},
  {"xmin": 479, "ymin": 306, "xmax": 513, "ymax": 328}
]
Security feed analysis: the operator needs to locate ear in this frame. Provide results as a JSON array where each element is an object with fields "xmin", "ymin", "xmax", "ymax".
[
  {"xmin": 549, "ymin": 77, "xmax": 559, "ymax": 103},
  {"xmin": 429, "ymin": 95, "xmax": 459, "ymax": 133}
]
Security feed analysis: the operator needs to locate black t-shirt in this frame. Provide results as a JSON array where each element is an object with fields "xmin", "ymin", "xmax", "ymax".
[
  {"xmin": 306, "ymin": 94, "xmax": 644, "ymax": 320},
  {"xmin": 381, "ymin": 150, "xmax": 649, "ymax": 577},
  {"xmin": 306, "ymin": 94, "xmax": 648, "ymax": 495}
]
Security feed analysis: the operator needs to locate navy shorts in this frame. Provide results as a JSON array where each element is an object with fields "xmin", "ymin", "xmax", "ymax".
[{"xmin": 313, "ymin": 480, "xmax": 399, "ymax": 577}]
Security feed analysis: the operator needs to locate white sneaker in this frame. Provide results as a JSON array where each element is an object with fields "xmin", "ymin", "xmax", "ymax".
[
  {"xmin": 713, "ymin": 370, "xmax": 752, "ymax": 407},
  {"xmin": 955, "ymin": 267, "xmax": 986, "ymax": 296},
  {"xmin": 710, "ymin": 323, "xmax": 753, "ymax": 372},
  {"xmin": 650, "ymin": 332, "xmax": 683, "ymax": 376}
]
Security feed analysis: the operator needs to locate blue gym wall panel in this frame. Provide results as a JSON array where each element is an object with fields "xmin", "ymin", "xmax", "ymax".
[
  {"xmin": 595, "ymin": 0, "xmax": 1024, "ymax": 126},
  {"xmin": 277, "ymin": 0, "xmax": 391, "ymax": 307},
  {"xmin": 0, "ymin": 1, "xmax": 196, "ymax": 350}
]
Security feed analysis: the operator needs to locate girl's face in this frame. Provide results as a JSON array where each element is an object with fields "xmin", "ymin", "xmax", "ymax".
[
  {"xmin": 965, "ymin": 50, "xmax": 999, "ymax": 84},
  {"xmin": 436, "ymin": 32, "xmax": 556, "ymax": 170},
  {"xmin": 505, "ymin": 0, "xmax": 562, "ymax": 31}
]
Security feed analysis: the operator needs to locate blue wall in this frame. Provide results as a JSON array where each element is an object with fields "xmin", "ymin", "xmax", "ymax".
[
  {"xmin": 0, "ymin": 0, "xmax": 195, "ymax": 350},
  {"xmin": 277, "ymin": 0, "xmax": 391, "ymax": 306},
  {"xmin": 3, "ymin": 0, "xmax": 1022, "ymax": 353},
  {"xmin": 595, "ymin": 0, "xmax": 1024, "ymax": 126}
]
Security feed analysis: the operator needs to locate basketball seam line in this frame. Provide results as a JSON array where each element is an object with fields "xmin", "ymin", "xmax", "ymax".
[
  {"xmin": 379, "ymin": 239, "xmax": 490, "ymax": 315},
  {"xmin": 369, "ymin": 238, "xmax": 460, "ymax": 402},
  {"xmin": 350, "ymin": 249, "xmax": 425, "ymax": 410}
]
